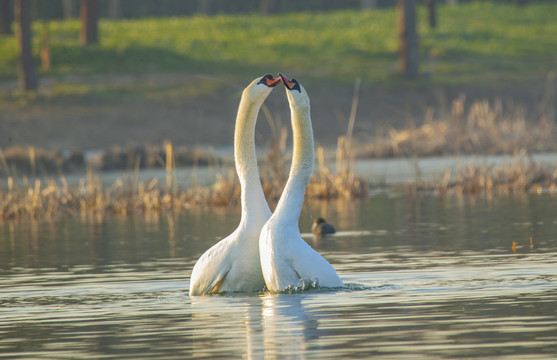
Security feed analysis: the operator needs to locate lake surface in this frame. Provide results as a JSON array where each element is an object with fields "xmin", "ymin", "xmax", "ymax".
[
  {"xmin": 62, "ymin": 152, "xmax": 557, "ymax": 187},
  {"xmin": 1, "ymin": 192, "xmax": 557, "ymax": 359}
]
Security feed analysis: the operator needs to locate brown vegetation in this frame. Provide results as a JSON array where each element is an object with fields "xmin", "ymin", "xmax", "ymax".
[
  {"xmin": 0, "ymin": 140, "xmax": 368, "ymax": 221},
  {"xmin": 413, "ymin": 154, "xmax": 557, "ymax": 196},
  {"xmin": 2, "ymin": 89, "xmax": 557, "ymax": 221},
  {"xmin": 0, "ymin": 143, "xmax": 221, "ymax": 177},
  {"xmin": 308, "ymin": 138, "xmax": 367, "ymax": 199},
  {"xmin": 357, "ymin": 95, "xmax": 556, "ymax": 158}
]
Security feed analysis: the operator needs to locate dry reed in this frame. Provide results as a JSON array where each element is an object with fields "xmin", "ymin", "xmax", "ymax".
[
  {"xmin": 415, "ymin": 154, "xmax": 557, "ymax": 195},
  {"xmin": 358, "ymin": 95, "xmax": 556, "ymax": 158},
  {"xmin": 307, "ymin": 78, "xmax": 368, "ymax": 199},
  {"xmin": 0, "ymin": 134, "xmax": 369, "ymax": 221},
  {"xmin": 307, "ymin": 138, "xmax": 367, "ymax": 199},
  {"xmin": 6, "ymin": 83, "xmax": 556, "ymax": 220}
]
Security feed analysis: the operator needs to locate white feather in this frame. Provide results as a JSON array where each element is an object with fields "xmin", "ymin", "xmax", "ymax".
[
  {"xmin": 259, "ymin": 77, "xmax": 344, "ymax": 292},
  {"xmin": 189, "ymin": 76, "xmax": 275, "ymax": 295}
]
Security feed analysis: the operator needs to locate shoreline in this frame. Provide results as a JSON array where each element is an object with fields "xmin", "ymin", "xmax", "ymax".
[{"xmin": 1, "ymin": 151, "xmax": 556, "ymax": 221}]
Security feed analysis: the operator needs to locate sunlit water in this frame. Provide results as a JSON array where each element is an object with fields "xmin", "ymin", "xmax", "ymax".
[{"xmin": 1, "ymin": 193, "xmax": 557, "ymax": 359}]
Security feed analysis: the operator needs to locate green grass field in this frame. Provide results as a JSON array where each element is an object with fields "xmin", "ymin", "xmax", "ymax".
[
  {"xmin": 0, "ymin": 2, "xmax": 556, "ymax": 86},
  {"xmin": 0, "ymin": 2, "xmax": 556, "ymax": 155}
]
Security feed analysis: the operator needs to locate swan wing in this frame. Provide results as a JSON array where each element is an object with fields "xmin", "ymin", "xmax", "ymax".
[
  {"xmin": 189, "ymin": 236, "xmax": 234, "ymax": 296},
  {"xmin": 261, "ymin": 224, "xmax": 343, "ymax": 291},
  {"xmin": 194, "ymin": 265, "xmax": 231, "ymax": 295},
  {"xmin": 286, "ymin": 237, "xmax": 344, "ymax": 289}
]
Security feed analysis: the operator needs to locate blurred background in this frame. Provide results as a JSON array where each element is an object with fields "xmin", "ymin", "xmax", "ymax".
[{"xmin": 0, "ymin": 0, "xmax": 555, "ymax": 174}]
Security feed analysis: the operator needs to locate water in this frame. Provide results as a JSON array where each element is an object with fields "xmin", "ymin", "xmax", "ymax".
[
  {"xmin": 1, "ymin": 193, "xmax": 557, "ymax": 359},
  {"xmin": 57, "ymin": 152, "xmax": 557, "ymax": 187}
]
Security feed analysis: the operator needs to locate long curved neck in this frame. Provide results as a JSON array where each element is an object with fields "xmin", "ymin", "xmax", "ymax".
[
  {"xmin": 272, "ymin": 103, "xmax": 313, "ymax": 225},
  {"xmin": 234, "ymin": 91, "xmax": 271, "ymax": 222}
]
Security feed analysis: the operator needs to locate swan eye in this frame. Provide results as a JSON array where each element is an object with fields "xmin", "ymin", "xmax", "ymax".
[
  {"xmin": 289, "ymin": 79, "xmax": 301, "ymax": 92},
  {"xmin": 279, "ymin": 73, "xmax": 301, "ymax": 92}
]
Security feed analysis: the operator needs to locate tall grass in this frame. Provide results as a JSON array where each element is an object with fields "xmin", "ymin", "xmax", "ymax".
[
  {"xmin": 3, "ymin": 143, "xmax": 557, "ymax": 221},
  {"xmin": 308, "ymin": 139, "xmax": 367, "ymax": 199},
  {"xmin": 0, "ymin": 136, "xmax": 368, "ymax": 221},
  {"xmin": 309, "ymin": 78, "xmax": 367, "ymax": 199},
  {"xmin": 358, "ymin": 92, "xmax": 556, "ymax": 158},
  {"xmin": 416, "ymin": 154, "xmax": 557, "ymax": 196}
]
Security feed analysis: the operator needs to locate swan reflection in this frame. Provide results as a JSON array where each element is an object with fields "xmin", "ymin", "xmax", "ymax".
[
  {"xmin": 261, "ymin": 293, "xmax": 319, "ymax": 359},
  {"xmin": 190, "ymin": 295, "xmax": 263, "ymax": 358},
  {"xmin": 189, "ymin": 292, "xmax": 320, "ymax": 359}
]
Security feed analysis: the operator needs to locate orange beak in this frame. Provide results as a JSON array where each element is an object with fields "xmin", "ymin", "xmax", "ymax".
[
  {"xmin": 279, "ymin": 73, "xmax": 296, "ymax": 90},
  {"xmin": 261, "ymin": 74, "xmax": 281, "ymax": 87},
  {"xmin": 279, "ymin": 73, "xmax": 301, "ymax": 92}
]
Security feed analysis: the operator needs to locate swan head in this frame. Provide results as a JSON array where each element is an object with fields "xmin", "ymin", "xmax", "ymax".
[
  {"xmin": 243, "ymin": 74, "xmax": 281, "ymax": 102},
  {"xmin": 279, "ymin": 73, "xmax": 309, "ymax": 109},
  {"xmin": 258, "ymin": 74, "xmax": 282, "ymax": 88}
]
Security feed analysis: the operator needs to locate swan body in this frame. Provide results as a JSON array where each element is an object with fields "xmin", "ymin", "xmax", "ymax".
[
  {"xmin": 259, "ymin": 75, "xmax": 344, "ymax": 292},
  {"xmin": 189, "ymin": 75, "xmax": 279, "ymax": 295}
]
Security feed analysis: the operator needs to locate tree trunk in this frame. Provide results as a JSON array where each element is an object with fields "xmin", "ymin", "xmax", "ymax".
[
  {"xmin": 15, "ymin": 0, "xmax": 38, "ymax": 90},
  {"xmin": 40, "ymin": 21, "xmax": 50, "ymax": 71},
  {"xmin": 424, "ymin": 0, "xmax": 437, "ymax": 29},
  {"xmin": 396, "ymin": 0, "xmax": 419, "ymax": 78},
  {"xmin": 260, "ymin": 0, "xmax": 269, "ymax": 14},
  {"xmin": 198, "ymin": 0, "xmax": 211, "ymax": 15},
  {"xmin": 62, "ymin": 0, "xmax": 78, "ymax": 19},
  {"xmin": 108, "ymin": 0, "xmax": 120, "ymax": 19},
  {"xmin": 0, "ymin": 0, "xmax": 12, "ymax": 35},
  {"xmin": 260, "ymin": 0, "xmax": 282, "ymax": 14},
  {"xmin": 360, "ymin": 0, "xmax": 378, "ymax": 9},
  {"xmin": 79, "ymin": 0, "xmax": 98, "ymax": 45}
]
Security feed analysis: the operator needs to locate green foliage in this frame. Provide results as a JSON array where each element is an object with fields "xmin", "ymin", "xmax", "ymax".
[{"xmin": 0, "ymin": 3, "xmax": 555, "ymax": 85}]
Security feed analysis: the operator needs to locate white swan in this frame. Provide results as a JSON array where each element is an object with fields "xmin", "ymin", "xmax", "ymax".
[
  {"xmin": 189, "ymin": 74, "xmax": 280, "ymax": 295},
  {"xmin": 259, "ymin": 74, "xmax": 344, "ymax": 292}
]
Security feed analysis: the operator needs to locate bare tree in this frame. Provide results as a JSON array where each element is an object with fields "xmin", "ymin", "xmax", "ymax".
[
  {"xmin": 108, "ymin": 0, "xmax": 121, "ymax": 19},
  {"xmin": 40, "ymin": 21, "xmax": 50, "ymax": 71},
  {"xmin": 424, "ymin": 0, "xmax": 437, "ymax": 29},
  {"xmin": 0, "ymin": 0, "xmax": 12, "ymax": 35},
  {"xmin": 360, "ymin": 0, "xmax": 378, "ymax": 9},
  {"xmin": 260, "ymin": 0, "xmax": 270, "ymax": 14},
  {"xmin": 62, "ymin": 0, "xmax": 78, "ymax": 19},
  {"xmin": 396, "ymin": 0, "xmax": 419, "ymax": 78},
  {"xmin": 198, "ymin": 0, "xmax": 211, "ymax": 15},
  {"xmin": 79, "ymin": 0, "xmax": 98, "ymax": 45},
  {"xmin": 15, "ymin": 0, "xmax": 38, "ymax": 90},
  {"xmin": 260, "ymin": 0, "xmax": 281, "ymax": 15}
]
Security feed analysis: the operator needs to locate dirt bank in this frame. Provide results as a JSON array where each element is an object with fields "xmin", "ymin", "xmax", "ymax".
[{"xmin": 0, "ymin": 73, "xmax": 552, "ymax": 153}]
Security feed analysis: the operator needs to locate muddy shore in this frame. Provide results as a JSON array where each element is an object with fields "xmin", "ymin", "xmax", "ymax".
[{"xmin": 1, "ymin": 74, "xmax": 554, "ymax": 175}]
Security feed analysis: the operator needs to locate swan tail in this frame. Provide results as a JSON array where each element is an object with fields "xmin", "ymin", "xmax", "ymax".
[
  {"xmin": 190, "ymin": 268, "xmax": 230, "ymax": 296},
  {"xmin": 288, "ymin": 245, "xmax": 344, "ymax": 289},
  {"xmin": 207, "ymin": 271, "xmax": 229, "ymax": 294}
]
